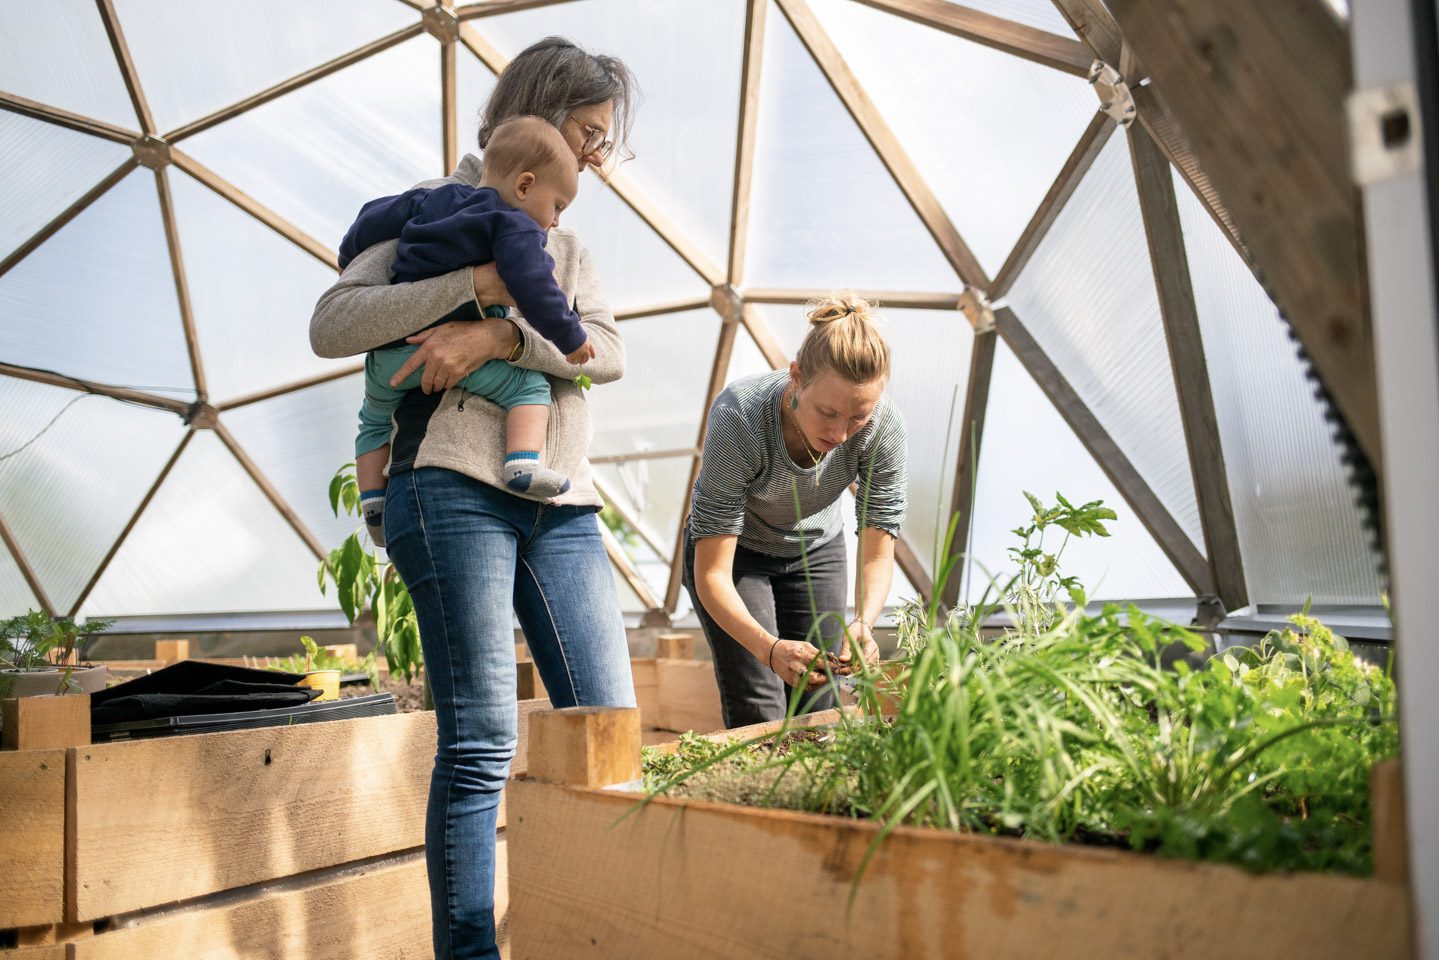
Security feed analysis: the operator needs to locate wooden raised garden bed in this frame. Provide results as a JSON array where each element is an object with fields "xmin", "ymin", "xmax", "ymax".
[{"xmin": 507, "ymin": 707, "xmax": 1413, "ymax": 960}]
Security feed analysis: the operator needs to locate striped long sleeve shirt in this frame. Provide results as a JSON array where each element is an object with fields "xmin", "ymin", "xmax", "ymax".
[{"xmin": 687, "ymin": 371, "xmax": 908, "ymax": 557}]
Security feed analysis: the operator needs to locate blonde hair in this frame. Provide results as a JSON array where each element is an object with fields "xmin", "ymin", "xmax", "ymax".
[{"xmin": 795, "ymin": 292, "xmax": 891, "ymax": 384}]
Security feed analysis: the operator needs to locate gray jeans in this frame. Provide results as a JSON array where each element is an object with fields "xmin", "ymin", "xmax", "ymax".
[{"xmin": 683, "ymin": 533, "xmax": 847, "ymax": 729}]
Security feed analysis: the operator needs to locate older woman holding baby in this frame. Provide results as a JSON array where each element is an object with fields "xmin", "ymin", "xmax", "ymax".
[
  {"xmin": 683, "ymin": 293, "xmax": 908, "ymax": 729},
  {"xmin": 309, "ymin": 37, "xmax": 636, "ymax": 960}
]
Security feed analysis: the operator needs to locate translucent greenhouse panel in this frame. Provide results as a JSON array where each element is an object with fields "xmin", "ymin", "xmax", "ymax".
[
  {"xmin": 1173, "ymin": 171, "xmax": 1383, "ymax": 605},
  {"xmin": 725, "ymin": 322, "xmax": 777, "ymax": 383},
  {"xmin": 80, "ymin": 431, "xmax": 327, "ymax": 617},
  {"xmin": 181, "ymin": 37, "xmax": 443, "ymax": 253},
  {"xmin": 0, "ymin": 113, "xmax": 132, "ymax": 262},
  {"xmin": 942, "ymin": 0, "xmax": 1078, "ymax": 36},
  {"xmin": 220, "ymin": 373, "xmax": 368, "ymax": 554},
  {"xmin": 0, "ymin": 379, "xmax": 186, "ymax": 614},
  {"xmin": 0, "ymin": 169, "xmax": 195, "ymax": 396},
  {"xmin": 588, "ymin": 309, "xmax": 720, "ymax": 458},
  {"xmin": 115, "ymin": 0, "xmax": 414, "ymax": 134},
  {"xmin": 0, "ymin": 4, "xmax": 136, "ymax": 130},
  {"xmin": 1003, "ymin": 133, "xmax": 1204, "ymax": 547},
  {"xmin": 166, "ymin": 169, "xmax": 351, "ymax": 404},
  {"xmin": 596, "ymin": 455, "xmax": 697, "ymax": 570},
  {"xmin": 453, "ymin": 38, "xmax": 500, "ymax": 149},
  {"xmin": 743, "ymin": 2, "xmax": 960, "ymax": 292},
  {"xmin": 753, "ymin": 303, "xmax": 976, "ymax": 579},
  {"xmin": 807, "ymin": 0, "xmax": 1097, "ymax": 278},
  {"xmin": 478, "ymin": 0, "xmax": 746, "ymax": 270},
  {"xmin": 0, "ymin": 550, "xmax": 41, "ymax": 618},
  {"xmin": 965, "ymin": 341, "xmax": 1190, "ymax": 604},
  {"xmin": 837, "ymin": 490, "xmax": 921, "ymax": 614}
]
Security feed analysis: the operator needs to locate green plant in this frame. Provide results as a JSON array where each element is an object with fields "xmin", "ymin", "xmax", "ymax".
[
  {"xmin": 0, "ymin": 609, "xmax": 115, "ymax": 695},
  {"xmin": 266, "ymin": 635, "xmax": 382, "ymax": 690},
  {"xmin": 318, "ymin": 464, "xmax": 423, "ymax": 682}
]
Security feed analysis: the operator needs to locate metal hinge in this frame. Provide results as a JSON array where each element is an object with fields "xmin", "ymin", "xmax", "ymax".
[
  {"xmin": 1088, "ymin": 61, "xmax": 1136, "ymax": 127},
  {"xmin": 958, "ymin": 288, "xmax": 995, "ymax": 334}
]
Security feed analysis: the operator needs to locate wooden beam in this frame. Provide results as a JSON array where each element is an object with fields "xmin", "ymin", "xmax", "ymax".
[
  {"xmin": 892, "ymin": 535, "xmax": 934, "ymax": 605},
  {"xmin": 0, "ymin": 159, "xmax": 136, "ymax": 281},
  {"xmin": 454, "ymin": 0, "xmax": 582, "ymax": 18},
  {"xmin": 0, "ymin": 510, "xmax": 54, "ymax": 616},
  {"xmin": 741, "ymin": 306, "xmax": 791, "ymax": 370},
  {"xmin": 1128, "ymin": 125, "xmax": 1247, "ymax": 610},
  {"xmin": 67, "ymin": 432, "xmax": 193, "ymax": 617},
  {"xmin": 940, "ymin": 330, "xmax": 996, "ymax": 608},
  {"xmin": 0, "ymin": 751, "xmax": 66, "ymax": 927},
  {"xmin": 165, "ymin": 24, "xmax": 424, "ymax": 142},
  {"xmin": 728, "ymin": 0, "xmax": 768, "ymax": 286},
  {"xmin": 614, "ymin": 296, "xmax": 712, "ymax": 322},
  {"xmin": 744, "ymin": 288, "xmax": 963, "ymax": 311},
  {"xmin": 591, "ymin": 474, "xmax": 669, "ymax": 562},
  {"xmin": 2, "ymin": 694, "xmax": 89, "ymax": 752},
  {"xmin": 0, "ymin": 91, "xmax": 138, "ymax": 143},
  {"xmin": 94, "ymin": 0, "xmax": 156, "ymax": 134},
  {"xmin": 169, "ymin": 148, "xmax": 337, "ymax": 270},
  {"xmin": 0, "ymin": 363, "xmax": 192, "ymax": 416},
  {"xmin": 1103, "ymin": 0, "xmax": 1379, "ymax": 467},
  {"xmin": 457, "ymin": 24, "xmax": 723, "ymax": 286},
  {"xmin": 853, "ymin": 0, "xmax": 1093, "ymax": 76},
  {"xmin": 994, "ymin": 307, "xmax": 1212, "ymax": 594},
  {"xmin": 777, "ymin": 0, "xmax": 989, "ymax": 289},
  {"xmin": 441, "ymin": 37, "xmax": 458, "ymax": 177},
  {"xmin": 664, "ymin": 305, "xmax": 741, "ymax": 613},
  {"xmin": 213, "ymin": 422, "xmax": 327, "ymax": 562},
  {"xmin": 217, "ymin": 363, "xmax": 365, "ymax": 412},
  {"xmin": 990, "ymin": 110, "xmax": 1114, "ymax": 300},
  {"xmin": 526, "ymin": 707, "xmax": 642, "ymax": 787},
  {"xmin": 598, "ymin": 520, "xmax": 665, "ymax": 613},
  {"xmin": 1049, "ymin": 0, "xmax": 1124, "ymax": 65},
  {"xmin": 153, "ymin": 169, "xmax": 207, "ymax": 401},
  {"xmin": 590, "ymin": 447, "xmax": 700, "ymax": 466}
]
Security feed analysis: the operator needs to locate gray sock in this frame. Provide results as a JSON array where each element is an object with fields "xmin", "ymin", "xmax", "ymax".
[{"xmin": 503, "ymin": 456, "xmax": 571, "ymax": 498}]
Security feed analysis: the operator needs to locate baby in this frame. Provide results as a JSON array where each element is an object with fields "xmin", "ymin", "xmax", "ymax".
[{"xmin": 338, "ymin": 116, "xmax": 594, "ymax": 547}]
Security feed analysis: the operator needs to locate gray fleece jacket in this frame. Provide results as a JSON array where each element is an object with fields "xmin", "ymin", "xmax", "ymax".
[{"xmin": 309, "ymin": 154, "xmax": 623, "ymax": 507}]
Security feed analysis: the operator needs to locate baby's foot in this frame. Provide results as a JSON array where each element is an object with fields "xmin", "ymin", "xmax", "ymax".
[
  {"xmin": 360, "ymin": 490, "xmax": 386, "ymax": 548},
  {"xmin": 503, "ymin": 454, "xmax": 571, "ymax": 498}
]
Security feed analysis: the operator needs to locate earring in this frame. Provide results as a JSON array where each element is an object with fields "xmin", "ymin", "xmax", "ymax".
[{"xmin": 790, "ymin": 394, "xmax": 798, "ymax": 411}]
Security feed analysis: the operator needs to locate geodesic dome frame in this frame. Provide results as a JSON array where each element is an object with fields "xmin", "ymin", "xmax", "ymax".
[{"xmin": 0, "ymin": 0, "xmax": 1380, "ymax": 624}]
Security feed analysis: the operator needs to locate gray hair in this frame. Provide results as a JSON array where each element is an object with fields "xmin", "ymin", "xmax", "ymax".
[{"xmin": 477, "ymin": 36, "xmax": 639, "ymax": 161}]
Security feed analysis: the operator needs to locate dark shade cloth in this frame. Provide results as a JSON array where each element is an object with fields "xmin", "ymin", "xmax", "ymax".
[{"xmin": 90, "ymin": 661, "xmax": 317, "ymax": 725}]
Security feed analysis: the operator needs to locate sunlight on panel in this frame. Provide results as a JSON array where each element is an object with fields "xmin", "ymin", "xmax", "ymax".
[{"xmin": 0, "ymin": 3, "xmax": 136, "ymax": 129}]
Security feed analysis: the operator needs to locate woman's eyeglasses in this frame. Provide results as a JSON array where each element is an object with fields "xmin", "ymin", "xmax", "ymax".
[{"xmin": 569, "ymin": 115, "xmax": 613, "ymax": 161}]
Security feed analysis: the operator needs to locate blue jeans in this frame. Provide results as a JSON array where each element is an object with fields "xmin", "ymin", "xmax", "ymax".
[{"xmin": 383, "ymin": 468, "xmax": 635, "ymax": 960}]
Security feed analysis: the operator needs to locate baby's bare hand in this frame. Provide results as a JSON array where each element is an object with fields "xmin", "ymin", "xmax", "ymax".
[{"xmin": 566, "ymin": 342, "xmax": 595, "ymax": 365}]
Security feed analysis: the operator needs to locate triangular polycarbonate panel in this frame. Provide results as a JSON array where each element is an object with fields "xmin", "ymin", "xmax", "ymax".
[
  {"xmin": 477, "ymin": 0, "xmax": 746, "ymax": 270},
  {"xmin": 0, "ymin": 169, "xmax": 195, "ymax": 396},
  {"xmin": 166, "ymin": 169, "xmax": 352, "ymax": 404},
  {"xmin": 753, "ymin": 302, "xmax": 975, "ymax": 578},
  {"xmin": 220, "ymin": 373, "xmax": 367, "ymax": 555},
  {"xmin": 966, "ymin": 340, "xmax": 1189, "ymax": 604},
  {"xmin": 1174, "ymin": 169, "xmax": 1382, "ymax": 605},
  {"xmin": 588, "ymin": 309, "xmax": 720, "ymax": 459},
  {"xmin": 0, "ymin": 547, "xmax": 41, "ymax": 617},
  {"xmin": 0, "ymin": 4, "xmax": 137, "ymax": 130},
  {"xmin": 454, "ymin": 39, "xmax": 499, "ymax": 151},
  {"xmin": 950, "ymin": 0, "xmax": 1078, "ymax": 36},
  {"xmin": 0, "ymin": 379, "xmax": 186, "ymax": 614},
  {"xmin": 836, "ymin": 488, "xmax": 920, "ymax": 610},
  {"xmin": 180, "ymin": 36, "xmax": 443, "ymax": 254},
  {"xmin": 0, "ymin": 112, "xmax": 132, "ymax": 262},
  {"xmin": 725, "ymin": 320, "xmax": 777, "ymax": 383},
  {"xmin": 79, "ymin": 431, "xmax": 326, "ymax": 616},
  {"xmin": 596, "ymin": 454, "xmax": 697, "ymax": 569},
  {"xmin": 744, "ymin": 3, "xmax": 959, "ymax": 291},
  {"xmin": 808, "ymin": 0, "xmax": 1096, "ymax": 277},
  {"xmin": 1003, "ymin": 133, "xmax": 1203, "ymax": 547},
  {"xmin": 116, "ymin": 0, "xmax": 415, "ymax": 135}
]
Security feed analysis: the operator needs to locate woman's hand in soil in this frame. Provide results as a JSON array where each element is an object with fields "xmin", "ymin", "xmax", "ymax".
[
  {"xmin": 769, "ymin": 639, "xmax": 828, "ymax": 690},
  {"xmin": 390, "ymin": 319, "xmax": 520, "ymax": 393}
]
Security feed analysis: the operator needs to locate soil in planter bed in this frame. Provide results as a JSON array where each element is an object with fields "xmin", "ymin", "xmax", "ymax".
[{"xmin": 341, "ymin": 673, "xmax": 428, "ymax": 712}]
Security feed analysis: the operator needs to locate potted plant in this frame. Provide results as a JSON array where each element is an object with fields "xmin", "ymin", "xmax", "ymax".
[{"xmin": 0, "ymin": 609, "xmax": 113, "ymax": 699}]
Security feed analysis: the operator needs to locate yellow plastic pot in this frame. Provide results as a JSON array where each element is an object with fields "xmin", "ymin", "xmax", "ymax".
[{"xmin": 298, "ymin": 670, "xmax": 341, "ymax": 702}]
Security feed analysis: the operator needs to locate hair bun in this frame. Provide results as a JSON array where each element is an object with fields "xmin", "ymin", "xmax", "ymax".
[{"xmin": 805, "ymin": 291, "xmax": 873, "ymax": 326}]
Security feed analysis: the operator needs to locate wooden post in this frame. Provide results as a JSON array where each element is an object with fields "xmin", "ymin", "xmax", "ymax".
[
  {"xmin": 2, "ymin": 695, "xmax": 90, "ymax": 751},
  {"xmin": 1371, "ymin": 759, "xmax": 1408, "ymax": 886},
  {"xmin": 526, "ymin": 707, "xmax": 641, "ymax": 788},
  {"xmin": 322, "ymin": 643, "xmax": 358, "ymax": 662},
  {"xmin": 154, "ymin": 639, "xmax": 190, "ymax": 663},
  {"xmin": 516, "ymin": 660, "xmax": 547, "ymax": 703},
  {"xmin": 656, "ymin": 633, "xmax": 695, "ymax": 660}
]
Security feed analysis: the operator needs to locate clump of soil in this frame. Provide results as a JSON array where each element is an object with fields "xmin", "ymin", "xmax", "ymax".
[
  {"xmin": 341, "ymin": 673, "xmax": 428, "ymax": 712},
  {"xmin": 664, "ymin": 727, "xmax": 856, "ymax": 813},
  {"xmin": 824, "ymin": 653, "xmax": 856, "ymax": 677}
]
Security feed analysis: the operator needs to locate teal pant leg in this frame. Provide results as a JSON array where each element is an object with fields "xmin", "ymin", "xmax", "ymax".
[
  {"xmin": 356, "ymin": 348, "xmax": 417, "ymax": 456},
  {"xmin": 455, "ymin": 361, "xmax": 552, "ymax": 410}
]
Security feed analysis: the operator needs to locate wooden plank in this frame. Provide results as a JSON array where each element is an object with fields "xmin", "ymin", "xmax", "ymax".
[
  {"xmin": 3, "ymin": 695, "xmax": 90, "ymax": 752},
  {"xmin": 69, "ymin": 855, "xmax": 430, "ymax": 960},
  {"xmin": 939, "ymin": 330, "xmax": 995, "ymax": 608},
  {"xmin": 67, "ymin": 712, "xmax": 434, "ymax": 920},
  {"xmin": 94, "ymin": 0, "xmax": 155, "ymax": 134},
  {"xmin": 599, "ymin": 522, "xmax": 664, "ymax": 613},
  {"xmin": 990, "ymin": 110, "xmax": 1115, "ymax": 300},
  {"xmin": 0, "ymin": 363, "xmax": 191, "ymax": 417},
  {"xmin": 654, "ymin": 660, "xmax": 723, "ymax": 735},
  {"xmin": 526, "ymin": 707, "xmax": 641, "ymax": 788},
  {"xmin": 1050, "ymin": 0, "xmax": 1124, "ymax": 65},
  {"xmin": 743, "ymin": 288, "xmax": 962, "ymax": 310},
  {"xmin": 216, "ymin": 365, "xmax": 365, "ymax": 413},
  {"xmin": 0, "ymin": 750, "xmax": 66, "ymax": 927},
  {"xmin": 1371, "ymin": 758, "xmax": 1408, "ymax": 886},
  {"xmin": 515, "ymin": 659, "xmax": 548, "ymax": 703},
  {"xmin": 0, "ymin": 511, "xmax": 55, "ymax": 617},
  {"xmin": 440, "ymin": 36, "xmax": 457, "ymax": 176},
  {"xmin": 631, "ymin": 658, "xmax": 659, "ymax": 725},
  {"xmin": 453, "ymin": 0, "xmax": 581, "ymax": 17},
  {"xmin": 0, "ymin": 91, "xmax": 136, "ymax": 144},
  {"xmin": 1129, "ymin": 124, "xmax": 1248, "ymax": 611},
  {"xmin": 852, "ymin": 0, "xmax": 1093, "ymax": 76},
  {"xmin": 614, "ymin": 296, "xmax": 712, "ymax": 322},
  {"xmin": 508, "ymin": 761, "xmax": 1411, "ymax": 959},
  {"xmin": 1103, "ymin": 0, "xmax": 1379, "ymax": 467},
  {"xmin": 153, "ymin": 639, "xmax": 190, "ymax": 663},
  {"xmin": 776, "ymin": 0, "xmax": 989, "ymax": 289},
  {"xmin": 2, "ymin": 946, "xmax": 67, "ymax": 959},
  {"xmin": 728, "ymin": 0, "xmax": 768, "ymax": 286},
  {"xmin": 891, "ymin": 536, "xmax": 934, "ymax": 607},
  {"xmin": 12, "ymin": 923, "xmax": 90, "ymax": 947},
  {"xmin": 994, "ymin": 307, "xmax": 1212, "ymax": 594},
  {"xmin": 159, "ymin": 187, "xmax": 208, "ymax": 402},
  {"xmin": 656, "ymin": 634, "xmax": 696, "ymax": 660},
  {"xmin": 0, "ymin": 159, "xmax": 136, "ymax": 282}
]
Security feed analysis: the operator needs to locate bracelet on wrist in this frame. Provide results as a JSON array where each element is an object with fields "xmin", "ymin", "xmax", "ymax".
[
  {"xmin": 767, "ymin": 637, "xmax": 781, "ymax": 673},
  {"xmin": 506, "ymin": 339, "xmax": 523, "ymax": 363}
]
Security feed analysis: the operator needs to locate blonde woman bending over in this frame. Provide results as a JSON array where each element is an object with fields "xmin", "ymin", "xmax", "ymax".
[{"xmin": 682, "ymin": 293, "xmax": 908, "ymax": 728}]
